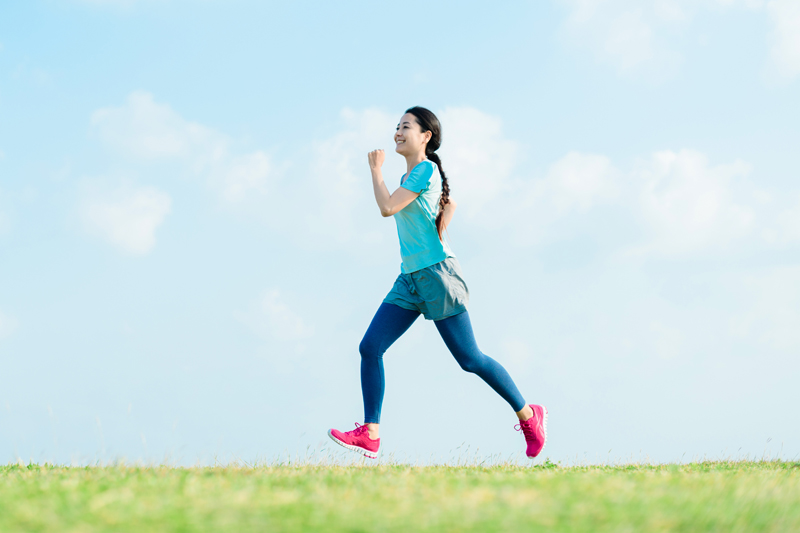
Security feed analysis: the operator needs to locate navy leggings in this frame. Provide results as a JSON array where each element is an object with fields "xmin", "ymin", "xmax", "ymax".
[{"xmin": 360, "ymin": 302, "xmax": 526, "ymax": 423}]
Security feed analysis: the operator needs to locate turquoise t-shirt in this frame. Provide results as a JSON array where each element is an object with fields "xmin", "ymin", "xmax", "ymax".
[{"xmin": 394, "ymin": 160, "xmax": 455, "ymax": 273}]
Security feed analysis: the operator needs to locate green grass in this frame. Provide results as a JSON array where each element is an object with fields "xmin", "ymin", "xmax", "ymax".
[{"xmin": 1, "ymin": 460, "xmax": 798, "ymax": 532}]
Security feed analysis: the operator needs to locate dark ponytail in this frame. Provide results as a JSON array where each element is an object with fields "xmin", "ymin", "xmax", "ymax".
[{"xmin": 405, "ymin": 106, "xmax": 450, "ymax": 241}]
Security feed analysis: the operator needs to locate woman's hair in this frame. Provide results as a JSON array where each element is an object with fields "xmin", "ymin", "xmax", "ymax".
[{"xmin": 405, "ymin": 106, "xmax": 450, "ymax": 241}]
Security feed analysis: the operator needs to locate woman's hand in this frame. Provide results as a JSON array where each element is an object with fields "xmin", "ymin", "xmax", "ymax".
[
  {"xmin": 441, "ymin": 198, "xmax": 457, "ymax": 230},
  {"xmin": 368, "ymin": 149, "xmax": 385, "ymax": 171}
]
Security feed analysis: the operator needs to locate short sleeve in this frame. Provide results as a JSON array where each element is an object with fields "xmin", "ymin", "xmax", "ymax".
[{"xmin": 400, "ymin": 160, "xmax": 435, "ymax": 194}]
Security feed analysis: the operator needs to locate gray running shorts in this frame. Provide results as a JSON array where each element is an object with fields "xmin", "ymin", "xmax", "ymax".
[{"xmin": 382, "ymin": 256, "xmax": 469, "ymax": 321}]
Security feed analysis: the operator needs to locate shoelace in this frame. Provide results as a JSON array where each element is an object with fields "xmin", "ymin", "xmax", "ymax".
[
  {"xmin": 346, "ymin": 422, "xmax": 368, "ymax": 437},
  {"xmin": 514, "ymin": 419, "xmax": 536, "ymax": 441}
]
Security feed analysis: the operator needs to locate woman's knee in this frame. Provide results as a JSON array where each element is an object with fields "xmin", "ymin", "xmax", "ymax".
[
  {"xmin": 359, "ymin": 338, "xmax": 381, "ymax": 360},
  {"xmin": 457, "ymin": 355, "xmax": 483, "ymax": 374}
]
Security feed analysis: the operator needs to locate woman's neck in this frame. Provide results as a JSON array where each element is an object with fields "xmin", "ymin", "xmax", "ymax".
[{"xmin": 404, "ymin": 152, "xmax": 427, "ymax": 176}]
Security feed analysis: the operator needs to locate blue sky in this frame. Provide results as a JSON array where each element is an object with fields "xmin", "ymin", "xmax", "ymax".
[{"xmin": 1, "ymin": 0, "xmax": 799, "ymax": 465}]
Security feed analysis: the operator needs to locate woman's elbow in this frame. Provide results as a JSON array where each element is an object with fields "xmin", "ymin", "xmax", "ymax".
[{"xmin": 380, "ymin": 206, "xmax": 394, "ymax": 217}]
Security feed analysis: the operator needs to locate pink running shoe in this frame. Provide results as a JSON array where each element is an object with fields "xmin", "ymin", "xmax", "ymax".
[
  {"xmin": 328, "ymin": 423, "xmax": 380, "ymax": 459},
  {"xmin": 515, "ymin": 404, "xmax": 548, "ymax": 458}
]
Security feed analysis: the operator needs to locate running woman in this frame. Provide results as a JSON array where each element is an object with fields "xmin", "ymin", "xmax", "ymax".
[{"xmin": 328, "ymin": 106, "xmax": 547, "ymax": 460}]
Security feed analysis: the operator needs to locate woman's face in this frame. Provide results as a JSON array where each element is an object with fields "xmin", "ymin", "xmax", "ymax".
[{"xmin": 394, "ymin": 113, "xmax": 431, "ymax": 156}]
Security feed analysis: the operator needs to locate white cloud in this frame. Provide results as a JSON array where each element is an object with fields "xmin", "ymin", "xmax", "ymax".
[
  {"xmin": 445, "ymin": 123, "xmax": 759, "ymax": 255},
  {"xmin": 91, "ymin": 91, "xmax": 274, "ymax": 204},
  {"xmin": 216, "ymin": 151, "xmax": 272, "ymax": 203},
  {"xmin": 762, "ymin": 194, "xmax": 800, "ymax": 245},
  {"xmin": 508, "ymin": 151, "xmax": 619, "ymax": 245},
  {"xmin": 558, "ymin": 0, "xmax": 791, "ymax": 81},
  {"xmin": 774, "ymin": 201, "xmax": 800, "ymax": 242},
  {"xmin": 539, "ymin": 151, "xmax": 619, "ymax": 212},
  {"xmin": 766, "ymin": 0, "xmax": 800, "ymax": 80},
  {"xmin": 237, "ymin": 289, "xmax": 314, "ymax": 342},
  {"xmin": 601, "ymin": 9, "xmax": 657, "ymax": 70},
  {"xmin": 81, "ymin": 182, "xmax": 172, "ymax": 255},
  {"xmin": 0, "ymin": 310, "xmax": 18, "ymax": 339},
  {"xmin": 632, "ymin": 150, "xmax": 755, "ymax": 255},
  {"xmin": 558, "ymin": 0, "xmax": 682, "ymax": 77},
  {"xmin": 91, "ymin": 91, "xmax": 227, "ymax": 163}
]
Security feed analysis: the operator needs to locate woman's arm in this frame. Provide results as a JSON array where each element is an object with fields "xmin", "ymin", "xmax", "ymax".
[
  {"xmin": 369, "ymin": 150, "xmax": 419, "ymax": 217},
  {"xmin": 441, "ymin": 198, "xmax": 457, "ymax": 230}
]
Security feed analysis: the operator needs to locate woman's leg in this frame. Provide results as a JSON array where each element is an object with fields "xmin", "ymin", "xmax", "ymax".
[
  {"xmin": 360, "ymin": 303, "xmax": 420, "ymax": 428},
  {"xmin": 434, "ymin": 310, "xmax": 528, "ymax": 414}
]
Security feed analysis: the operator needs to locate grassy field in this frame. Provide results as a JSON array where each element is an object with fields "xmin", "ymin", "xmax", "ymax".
[{"xmin": 1, "ymin": 460, "xmax": 798, "ymax": 532}]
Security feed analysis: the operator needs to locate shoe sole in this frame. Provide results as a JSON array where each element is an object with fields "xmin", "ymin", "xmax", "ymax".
[{"xmin": 327, "ymin": 430, "xmax": 379, "ymax": 459}]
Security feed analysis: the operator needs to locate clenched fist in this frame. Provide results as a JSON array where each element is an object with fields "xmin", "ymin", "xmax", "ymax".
[{"xmin": 368, "ymin": 149, "xmax": 385, "ymax": 170}]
